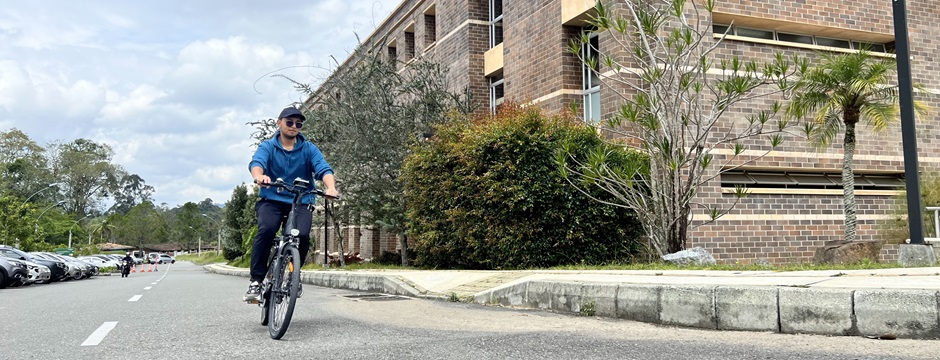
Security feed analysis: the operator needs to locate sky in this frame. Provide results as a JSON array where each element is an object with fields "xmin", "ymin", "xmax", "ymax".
[{"xmin": 0, "ymin": 0, "xmax": 401, "ymax": 208}]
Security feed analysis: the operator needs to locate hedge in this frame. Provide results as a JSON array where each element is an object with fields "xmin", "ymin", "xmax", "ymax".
[{"xmin": 403, "ymin": 105, "xmax": 647, "ymax": 269}]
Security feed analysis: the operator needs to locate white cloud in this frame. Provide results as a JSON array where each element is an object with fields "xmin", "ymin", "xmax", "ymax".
[{"xmin": 0, "ymin": 0, "xmax": 399, "ymax": 208}]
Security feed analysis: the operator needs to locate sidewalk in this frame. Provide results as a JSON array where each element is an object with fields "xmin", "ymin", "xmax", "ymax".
[{"xmin": 204, "ymin": 264, "xmax": 940, "ymax": 340}]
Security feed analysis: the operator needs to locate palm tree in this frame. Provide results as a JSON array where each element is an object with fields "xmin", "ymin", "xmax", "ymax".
[{"xmin": 787, "ymin": 50, "xmax": 927, "ymax": 242}]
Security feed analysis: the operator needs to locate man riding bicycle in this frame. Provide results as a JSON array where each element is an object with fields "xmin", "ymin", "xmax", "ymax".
[{"xmin": 244, "ymin": 106, "xmax": 340, "ymax": 302}]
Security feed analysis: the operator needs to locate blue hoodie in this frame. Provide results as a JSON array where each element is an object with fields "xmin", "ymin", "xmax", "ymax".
[{"xmin": 249, "ymin": 131, "xmax": 334, "ymax": 204}]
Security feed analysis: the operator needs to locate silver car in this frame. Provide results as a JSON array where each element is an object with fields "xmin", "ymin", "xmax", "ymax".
[{"xmin": 22, "ymin": 260, "xmax": 51, "ymax": 285}]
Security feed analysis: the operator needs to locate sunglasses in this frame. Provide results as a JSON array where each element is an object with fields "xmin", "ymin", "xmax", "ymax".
[{"xmin": 284, "ymin": 120, "xmax": 304, "ymax": 129}]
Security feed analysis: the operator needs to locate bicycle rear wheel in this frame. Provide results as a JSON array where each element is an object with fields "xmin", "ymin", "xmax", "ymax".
[{"xmin": 267, "ymin": 245, "xmax": 300, "ymax": 339}]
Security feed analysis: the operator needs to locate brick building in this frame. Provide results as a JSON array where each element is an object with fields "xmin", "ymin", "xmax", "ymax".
[{"xmin": 311, "ymin": 0, "xmax": 940, "ymax": 264}]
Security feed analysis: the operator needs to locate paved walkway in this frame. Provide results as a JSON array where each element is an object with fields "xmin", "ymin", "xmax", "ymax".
[{"xmin": 204, "ymin": 264, "xmax": 940, "ymax": 340}]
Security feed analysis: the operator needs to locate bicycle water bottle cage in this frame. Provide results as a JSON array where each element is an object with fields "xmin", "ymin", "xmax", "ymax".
[{"xmin": 293, "ymin": 178, "xmax": 310, "ymax": 188}]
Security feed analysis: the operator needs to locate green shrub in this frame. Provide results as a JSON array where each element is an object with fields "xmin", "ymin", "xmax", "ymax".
[{"xmin": 403, "ymin": 105, "xmax": 647, "ymax": 269}]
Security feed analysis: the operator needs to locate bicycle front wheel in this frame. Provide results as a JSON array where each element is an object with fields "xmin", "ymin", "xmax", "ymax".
[{"xmin": 267, "ymin": 245, "xmax": 300, "ymax": 339}]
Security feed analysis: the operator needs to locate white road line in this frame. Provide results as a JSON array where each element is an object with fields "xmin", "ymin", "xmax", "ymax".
[
  {"xmin": 128, "ymin": 295, "xmax": 143, "ymax": 302},
  {"xmin": 144, "ymin": 286, "xmax": 152, "ymax": 290},
  {"xmin": 151, "ymin": 282, "xmax": 157, "ymax": 285},
  {"xmin": 81, "ymin": 322, "xmax": 118, "ymax": 346}
]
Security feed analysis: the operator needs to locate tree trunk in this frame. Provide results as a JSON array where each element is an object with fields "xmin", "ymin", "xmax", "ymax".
[
  {"xmin": 400, "ymin": 233, "xmax": 410, "ymax": 266},
  {"xmin": 842, "ymin": 121, "xmax": 858, "ymax": 242}
]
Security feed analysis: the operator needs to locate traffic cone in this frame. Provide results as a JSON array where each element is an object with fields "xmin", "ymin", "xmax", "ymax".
[
  {"xmin": 131, "ymin": 265, "xmax": 136, "ymax": 273},
  {"xmin": 147, "ymin": 263, "xmax": 153, "ymax": 272}
]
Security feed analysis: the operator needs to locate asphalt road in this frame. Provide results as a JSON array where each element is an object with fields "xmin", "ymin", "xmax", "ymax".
[{"xmin": 1, "ymin": 262, "xmax": 936, "ymax": 360}]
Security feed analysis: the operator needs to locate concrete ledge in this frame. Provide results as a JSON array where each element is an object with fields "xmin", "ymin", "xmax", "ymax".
[
  {"xmin": 203, "ymin": 265, "xmax": 940, "ymax": 340},
  {"xmin": 616, "ymin": 284, "xmax": 661, "ymax": 324},
  {"xmin": 527, "ymin": 280, "xmax": 583, "ymax": 313},
  {"xmin": 855, "ymin": 290, "xmax": 940, "ymax": 339},
  {"xmin": 779, "ymin": 287, "xmax": 855, "ymax": 336},
  {"xmin": 716, "ymin": 286, "xmax": 778, "ymax": 332},
  {"xmin": 661, "ymin": 285, "xmax": 717, "ymax": 329}
]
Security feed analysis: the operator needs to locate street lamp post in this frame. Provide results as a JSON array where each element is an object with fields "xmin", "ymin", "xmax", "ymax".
[
  {"xmin": 34, "ymin": 201, "xmax": 65, "ymax": 241},
  {"xmin": 68, "ymin": 215, "xmax": 91, "ymax": 249},
  {"xmin": 189, "ymin": 226, "xmax": 201, "ymax": 256},
  {"xmin": 202, "ymin": 214, "xmax": 222, "ymax": 256},
  {"xmin": 21, "ymin": 183, "xmax": 60, "ymax": 207}
]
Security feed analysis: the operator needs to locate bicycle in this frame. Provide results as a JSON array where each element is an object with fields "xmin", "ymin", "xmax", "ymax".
[{"xmin": 256, "ymin": 177, "xmax": 339, "ymax": 339}]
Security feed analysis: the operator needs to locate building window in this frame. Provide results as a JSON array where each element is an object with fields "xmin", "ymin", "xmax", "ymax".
[
  {"xmin": 720, "ymin": 170, "xmax": 905, "ymax": 190},
  {"xmin": 387, "ymin": 45, "xmax": 397, "ymax": 62},
  {"xmin": 581, "ymin": 31, "xmax": 600, "ymax": 124},
  {"xmin": 425, "ymin": 10, "xmax": 437, "ymax": 45},
  {"xmin": 713, "ymin": 24, "xmax": 891, "ymax": 53},
  {"xmin": 489, "ymin": 0, "xmax": 503, "ymax": 48},
  {"xmin": 404, "ymin": 31, "xmax": 416, "ymax": 60},
  {"xmin": 489, "ymin": 75, "xmax": 504, "ymax": 113}
]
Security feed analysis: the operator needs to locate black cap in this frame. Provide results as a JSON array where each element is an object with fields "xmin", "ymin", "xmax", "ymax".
[{"xmin": 278, "ymin": 107, "xmax": 306, "ymax": 121}]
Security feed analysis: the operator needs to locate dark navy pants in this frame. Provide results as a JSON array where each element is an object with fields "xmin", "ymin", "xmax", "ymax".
[{"xmin": 249, "ymin": 199, "xmax": 312, "ymax": 282}]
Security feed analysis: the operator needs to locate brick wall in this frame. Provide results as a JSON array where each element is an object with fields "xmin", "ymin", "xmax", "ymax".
[{"xmin": 311, "ymin": 0, "xmax": 940, "ymax": 264}]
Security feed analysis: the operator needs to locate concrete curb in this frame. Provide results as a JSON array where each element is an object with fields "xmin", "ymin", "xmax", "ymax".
[
  {"xmin": 473, "ymin": 282, "xmax": 940, "ymax": 340},
  {"xmin": 203, "ymin": 264, "xmax": 940, "ymax": 340},
  {"xmin": 204, "ymin": 264, "xmax": 423, "ymax": 298}
]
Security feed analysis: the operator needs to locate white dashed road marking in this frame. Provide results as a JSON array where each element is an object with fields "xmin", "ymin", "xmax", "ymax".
[
  {"xmin": 81, "ymin": 322, "xmax": 118, "ymax": 346},
  {"xmin": 144, "ymin": 286, "xmax": 152, "ymax": 290},
  {"xmin": 128, "ymin": 295, "xmax": 142, "ymax": 302}
]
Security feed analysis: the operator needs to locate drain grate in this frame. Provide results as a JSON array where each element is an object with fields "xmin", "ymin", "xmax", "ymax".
[{"xmin": 342, "ymin": 293, "xmax": 411, "ymax": 301}]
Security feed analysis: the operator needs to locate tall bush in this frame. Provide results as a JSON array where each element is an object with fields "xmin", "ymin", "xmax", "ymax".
[{"xmin": 403, "ymin": 105, "xmax": 647, "ymax": 269}]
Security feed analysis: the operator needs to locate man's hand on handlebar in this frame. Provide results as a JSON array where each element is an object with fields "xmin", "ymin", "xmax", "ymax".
[
  {"xmin": 254, "ymin": 175, "xmax": 272, "ymax": 188},
  {"xmin": 325, "ymin": 187, "xmax": 340, "ymax": 198}
]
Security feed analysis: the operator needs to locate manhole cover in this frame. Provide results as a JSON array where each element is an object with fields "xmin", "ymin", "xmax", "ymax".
[{"xmin": 342, "ymin": 293, "xmax": 410, "ymax": 301}]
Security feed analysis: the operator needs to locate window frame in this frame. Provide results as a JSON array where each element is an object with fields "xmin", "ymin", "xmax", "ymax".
[
  {"xmin": 489, "ymin": 76, "xmax": 505, "ymax": 114},
  {"xmin": 489, "ymin": 0, "xmax": 504, "ymax": 48},
  {"xmin": 714, "ymin": 24, "xmax": 889, "ymax": 53},
  {"xmin": 581, "ymin": 31, "xmax": 601, "ymax": 123}
]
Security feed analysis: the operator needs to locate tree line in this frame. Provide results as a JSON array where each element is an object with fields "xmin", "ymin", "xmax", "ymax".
[{"xmin": 0, "ymin": 129, "xmax": 223, "ymax": 254}]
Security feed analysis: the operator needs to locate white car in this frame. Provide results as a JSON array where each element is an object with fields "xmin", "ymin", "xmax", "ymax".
[
  {"xmin": 80, "ymin": 256, "xmax": 120, "ymax": 269},
  {"xmin": 22, "ymin": 260, "xmax": 51, "ymax": 284}
]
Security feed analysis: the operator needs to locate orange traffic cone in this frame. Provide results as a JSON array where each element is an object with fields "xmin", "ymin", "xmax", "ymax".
[
  {"xmin": 147, "ymin": 263, "xmax": 153, "ymax": 272},
  {"xmin": 131, "ymin": 265, "xmax": 136, "ymax": 273}
]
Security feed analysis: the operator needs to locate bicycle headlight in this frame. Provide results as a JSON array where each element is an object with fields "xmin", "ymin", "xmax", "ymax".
[{"xmin": 290, "ymin": 229, "xmax": 300, "ymax": 236}]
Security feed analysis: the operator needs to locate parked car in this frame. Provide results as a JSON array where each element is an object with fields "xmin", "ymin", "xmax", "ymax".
[
  {"xmin": 31, "ymin": 252, "xmax": 82, "ymax": 280},
  {"xmin": 0, "ymin": 256, "xmax": 27, "ymax": 288},
  {"xmin": 80, "ymin": 256, "xmax": 119, "ymax": 270},
  {"xmin": 0, "ymin": 246, "xmax": 68, "ymax": 282},
  {"xmin": 158, "ymin": 254, "xmax": 176, "ymax": 264},
  {"xmin": 148, "ymin": 253, "xmax": 175, "ymax": 264},
  {"xmin": 21, "ymin": 260, "xmax": 51, "ymax": 285}
]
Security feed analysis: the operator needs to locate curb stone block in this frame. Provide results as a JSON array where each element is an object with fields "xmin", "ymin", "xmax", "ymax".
[
  {"xmin": 616, "ymin": 284, "xmax": 661, "ymax": 324},
  {"xmin": 582, "ymin": 284, "xmax": 619, "ymax": 317},
  {"xmin": 527, "ymin": 280, "xmax": 582, "ymax": 313},
  {"xmin": 855, "ymin": 290, "xmax": 940, "ymax": 339},
  {"xmin": 779, "ymin": 287, "xmax": 854, "ymax": 336},
  {"xmin": 477, "ymin": 283, "xmax": 528, "ymax": 307},
  {"xmin": 661, "ymin": 285, "xmax": 716, "ymax": 329},
  {"xmin": 716, "ymin": 286, "xmax": 778, "ymax": 332}
]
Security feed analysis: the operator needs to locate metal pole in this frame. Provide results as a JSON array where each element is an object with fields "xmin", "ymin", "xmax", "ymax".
[
  {"xmin": 893, "ymin": 0, "xmax": 925, "ymax": 245},
  {"xmin": 323, "ymin": 202, "xmax": 329, "ymax": 266}
]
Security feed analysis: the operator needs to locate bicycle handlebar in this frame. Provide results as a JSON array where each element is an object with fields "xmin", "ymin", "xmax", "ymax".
[{"xmin": 256, "ymin": 178, "xmax": 341, "ymax": 201}]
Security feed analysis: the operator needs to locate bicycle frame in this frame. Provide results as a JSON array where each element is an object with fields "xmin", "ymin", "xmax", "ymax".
[{"xmin": 257, "ymin": 177, "xmax": 339, "ymax": 339}]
